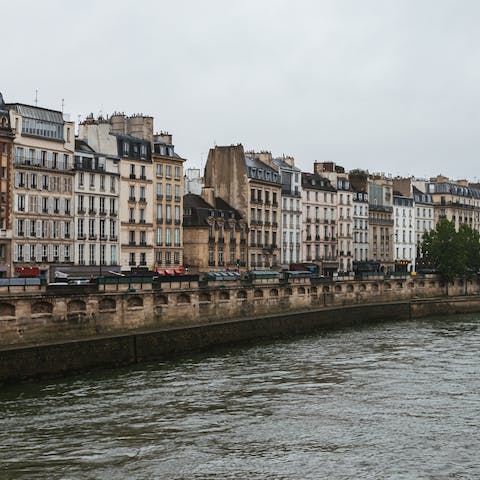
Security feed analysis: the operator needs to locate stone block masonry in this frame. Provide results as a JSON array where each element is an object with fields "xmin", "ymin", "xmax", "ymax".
[{"xmin": 0, "ymin": 275, "xmax": 480, "ymax": 383}]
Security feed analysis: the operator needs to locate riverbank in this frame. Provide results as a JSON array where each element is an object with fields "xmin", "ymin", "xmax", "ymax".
[{"xmin": 1, "ymin": 295, "xmax": 480, "ymax": 385}]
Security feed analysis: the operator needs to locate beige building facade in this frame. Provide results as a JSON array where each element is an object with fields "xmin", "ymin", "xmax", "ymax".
[
  {"xmin": 204, "ymin": 145, "xmax": 281, "ymax": 269},
  {"xmin": 183, "ymin": 189, "xmax": 246, "ymax": 272},
  {"xmin": 153, "ymin": 132, "xmax": 185, "ymax": 269},
  {"xmin": 79, "ymin": 115, "xmax": 155, "ymax": 271},
  {"xmin": 7, "ymin": 102, "xmax": 75, "ymax": 281}
]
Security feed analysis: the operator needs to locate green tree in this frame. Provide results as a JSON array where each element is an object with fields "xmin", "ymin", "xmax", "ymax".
[
  {"xmin": 421, "ymin": 219, "xmax": 464, "ymax": 293},
  {"xmin": 457, "ymin": 223, "xmax": 480, "ymax": 276}
]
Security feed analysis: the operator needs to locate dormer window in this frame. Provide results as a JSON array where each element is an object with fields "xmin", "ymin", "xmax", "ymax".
[
  {"xmin": 140, "ymin": 144, "xmax": 146, "ymax": 157},
  {"xmin": 123, "ymin": 142, "xmax": 129, "ymax": 156}
]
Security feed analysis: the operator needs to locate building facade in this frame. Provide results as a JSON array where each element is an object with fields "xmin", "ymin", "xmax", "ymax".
[
  {"xmin": 204, "ymin": 145, "xmax": 281, "ymax": 270},
  {"xmin": 73, "ymin": 140, "xmax": 120, "ymax": 277},
  {"xmin": 183, "ymin": 189, "xmax": 246, "ymax": 272},
  {"xmin": 153, "ymin": 132, "xmax": 185, "ymax": 269},
  {"xmin": 315, "ymin": 162, "xmax": 353, "ymax": 273},
  {"xmin": 393, "ymin": 193, "xmax": 416, "ymax": 272},
  {"xmin": 352, "ymin": 188, "xmax": 369, "ymax": 263},
  {"xmin": 8, "ymin": 102, "xmax": 75, "ymax": 281},
  {"xmin": 301, "ymin": 172, "xmax": 338, "ymax": 274},
  {"xmin": 79, "ymin": 115, "xmax": 155, "ymax": 272},
  {"xmin": 425, "ymin": 176, "xmax": 480, "ymax": 233},
  {"xmin": 0, "ymin": 93, "xmax": 14, "ymax": 277},
  {"xmin": 273, "ymin": 156, "xmax": 302, "ymax": 268}
]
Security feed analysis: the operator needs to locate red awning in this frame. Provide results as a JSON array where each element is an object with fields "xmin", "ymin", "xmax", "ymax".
[{"xmin": 15, "ymin": 267, "xmax": 40, "ymax": 277}]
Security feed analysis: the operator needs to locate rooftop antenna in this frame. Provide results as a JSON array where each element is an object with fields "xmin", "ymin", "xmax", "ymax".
[
  {"xmin": 61, "ymin": 98, "xmax": 64, "ymax": 113},
  {"xmin": 34, "ymin": 89, "xmax": 38, "ymax": 106}
]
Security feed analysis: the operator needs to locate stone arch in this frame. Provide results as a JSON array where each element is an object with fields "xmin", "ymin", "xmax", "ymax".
[
  {"xmin": 359, "ymin": 284, "xmax": 366, "ymax": 291},
  {"xmin": 371, "ymin": 283, "xmax": 379, "ymax": 292},
  {"xmin": 347, "ymin": 284, "xmax": 354, "ymax": 292},
  {"xmin": 0, "ymin": 302, "xmax": 15, "ymax": 317},
  {"xmin": 298, "ymin": 286, "xmax": 306, "ymax": 295},
  {"xmin": 127, "ymin": 296, "xmax": 143, "ymax": 308},
  {"xmin": 31, "ymin": 301, "xmax": 53, "ymax": 315},
  {"xmin": 429, "ymin": 281, "xmax": 435, "ymax": 287},
  {"xmin": 408, "ymin": 282, "xmax": 414, "ymax": 289},
  {"xmin": 384, "ymin": 282, "xmax": 392, "ymax": 290},
  {"xmin": 237, "ymin": 290, "xmax": 247, "ymax": 299},
  {"xmin": 284, "ymin": 287, "xmax": 293, "ymax": 296},
  {"xmin": 177, "ymin": 293, "xmax": 191, "ymax": 304},
  {"xmin": 219, "ymin": 290, "xmax": 230, "ymax": 301},
  {"xmin": 98, "ymin": 298, "xmax": 116, "ymax": 312},
  {"xmin": 254, "ymin": 289, "xmax": 264, "ymax": 298},
  {"xmin": 419, "ymin": 281, "xmax": 425, "ymax": 288},
  {"xmin": 156, "ymin": 294, "xmax": 168, "ymax": 305},
  {"xmin": 334, "ymin": 285, "xmax": 342, "ymax": 293},
  {"xmin": 199, "ymin": 292, "xmax": 211, "ymax": 302},
  {"xmin": 396, "ymin": 282, "xmax": 403, "ymax": 289},
  {"xmin": 458, "ymin": 279, "xmax": 464, "ymax": 287},
  {"xmin": 310, "ymin": 286, "xmax": 317, "ymax": 294},
  {"xmin": 67, "ymin": 299, "xmax": 86, "ymax": 312},
  {"xmin": 322, "ymin": 285, "xmax": 330, "ymax": 293},
  {"xmin": 270, "ymin": 288, "xmax": 279, "ymax": 297}
]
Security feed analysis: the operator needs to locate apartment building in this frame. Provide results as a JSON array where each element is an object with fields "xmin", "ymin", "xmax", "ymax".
[
  {"xmin": 413, "ymin": 184, "xmax": 434, "ymax": 259},
  {"xmin": 273, "ymin": 155, "xmax": 302, "ymax": 268},
  {"xmin": 73, "ymin": 140, "xmax": 120, "ymax": 276},
  {"xmin": 393, "ymin": 193, "xmax": 416, "ymax": 272},
  {"xmin": 393, "ymin": 177, "xmax": 435, "ymax": 265},
  {"xmin": 350, "ymin": 172, "xmax": 394, "ymax": 272},
  {"xmin": 184, "ymin": 167, "xmax": 204, "ymax": 195},
  {"xmin": 153, "ymin": 132, "xmax": 185, "ymax": 269},
  {"xmin": 204, "ymin": 145, "xmax": 281, "ymax": 269},
  {"xmin": 315, "ymin": 162, "xmax": 353, "ymax": 273},
  {"xmin": 183, "ymin": 189, "xmax": 246, "ymax": 272},
  {"xmin": 79, "ymin": 114, "xmax": 154, "ymax": 271},
  {"xmin": 0, "ymin": 93, "xmax": 13, "ymax": 277},
  {"xmin": 301, "ymin": 172, "xmax": 338, "ymax": 275},
  {"xmin": 352, "ymin": 187, "xmax": 369, "ymax": 263},
  {"xmin": 425, "ymin": 176, "xmax": 480, "ymax": 232},
  {"xmin": 7, "ymin": 101, "xmax": 75, "ymax": 281}
]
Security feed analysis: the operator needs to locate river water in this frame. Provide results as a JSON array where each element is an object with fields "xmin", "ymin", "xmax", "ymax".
[{"xmin": 1, "ymin": 314, "xmax": 479, "ymax": 479}]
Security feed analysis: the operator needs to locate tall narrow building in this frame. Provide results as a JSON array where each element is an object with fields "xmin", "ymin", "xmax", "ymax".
[
  {"xmin": 272, "ymin": 155, "xmax": 302, "ymax": 268},
  {"xmin": 79, "ymin": 114, "xmax": 154, "ymax": 271},
  {"xmin": 204, "ymin": 145, "xmax": 281, "ymax": 269},
  {"xmin": 152, "ymin": 132, "xmax": 185, "ymax": 269},
  {"xmin": 7, "ymin": 101, "xmax": 75, "ymax": 281},
  {"xmin": 0, "ymin": 93, "xmax": 14, "ymax": 277}
]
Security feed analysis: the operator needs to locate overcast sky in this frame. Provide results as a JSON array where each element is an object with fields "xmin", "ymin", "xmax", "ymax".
[{"xmin": 3, "ymin": 0, "xmax": 480, "ymax": 179}]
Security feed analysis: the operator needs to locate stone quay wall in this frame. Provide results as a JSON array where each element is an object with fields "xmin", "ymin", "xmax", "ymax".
[
  {"xmin": 0, "ymin": 274, "xmax": 478, "ymax": 348},
  {"xmin": 1, "ymin": 274, "xmax": 480, "ymax": 384}
]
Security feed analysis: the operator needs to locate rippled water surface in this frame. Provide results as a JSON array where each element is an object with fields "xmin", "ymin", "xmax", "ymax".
[{"xmin": 1, "ymin": 314, "xmax": 480, "ymax": 479}]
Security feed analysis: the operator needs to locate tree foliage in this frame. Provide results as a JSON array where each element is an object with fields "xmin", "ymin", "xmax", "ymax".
[{"xmin": 421, "ymin": 219, "xmax": 480, "ymax": 280}]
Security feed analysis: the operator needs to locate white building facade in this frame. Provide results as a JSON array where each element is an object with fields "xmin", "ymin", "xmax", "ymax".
[
  {"xmin": 274, "ymin": 156, "xmax": 302, "ymax": 267},
  {"xmin": 393, "ymin": 194, "xmax": 416, "ymax": 272}
]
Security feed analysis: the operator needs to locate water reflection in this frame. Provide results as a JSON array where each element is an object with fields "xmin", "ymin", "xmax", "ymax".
[{"xmin": 1, "ymin": 314, "xmax": 479, "ymax": 479}]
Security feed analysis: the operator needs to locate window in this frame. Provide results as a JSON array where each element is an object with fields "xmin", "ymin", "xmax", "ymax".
[
  {"xmin": 174, "ymin": 166, "xmax": 180, "ymax": 179},
  {"xmin": 156, "ymin": 164, "xmax": 163, "ymax": 177}
]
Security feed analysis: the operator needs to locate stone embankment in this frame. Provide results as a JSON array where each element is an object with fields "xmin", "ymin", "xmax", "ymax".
[{"xmin": 0, "ymin": 274, "xmax": 479, "ymax": 384}]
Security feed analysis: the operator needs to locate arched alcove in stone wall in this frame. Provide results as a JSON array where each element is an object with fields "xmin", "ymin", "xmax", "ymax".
[
  {"xmin": 31, "ymin": 301, "xmax": 53, "ymax": 315},
  {"xmin": 219, "ymin": 291, "xmax": 230, "ymax": 301},
  {"xmin": 68, "ymin": 300, "xmax": 86, "ymax": 312},
  {"xmin": 0, "ymin": 302, "xmax": 15, "ymax": 317},
  {"xmin": 98, "ymin": 298, "xmax": 116, "ymax": 312},
  {"xmin": 177, "ymin": 293, "xmax": 191, "ymax": 304},
  {"xmin": 127, "ymin": 296, "xmax": 143, "ymax": 308}
]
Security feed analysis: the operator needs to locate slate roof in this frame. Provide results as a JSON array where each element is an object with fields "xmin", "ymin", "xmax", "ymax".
[{"xmin": 183, "ymin": 194, "xmax": 243, "ymax": 227}]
